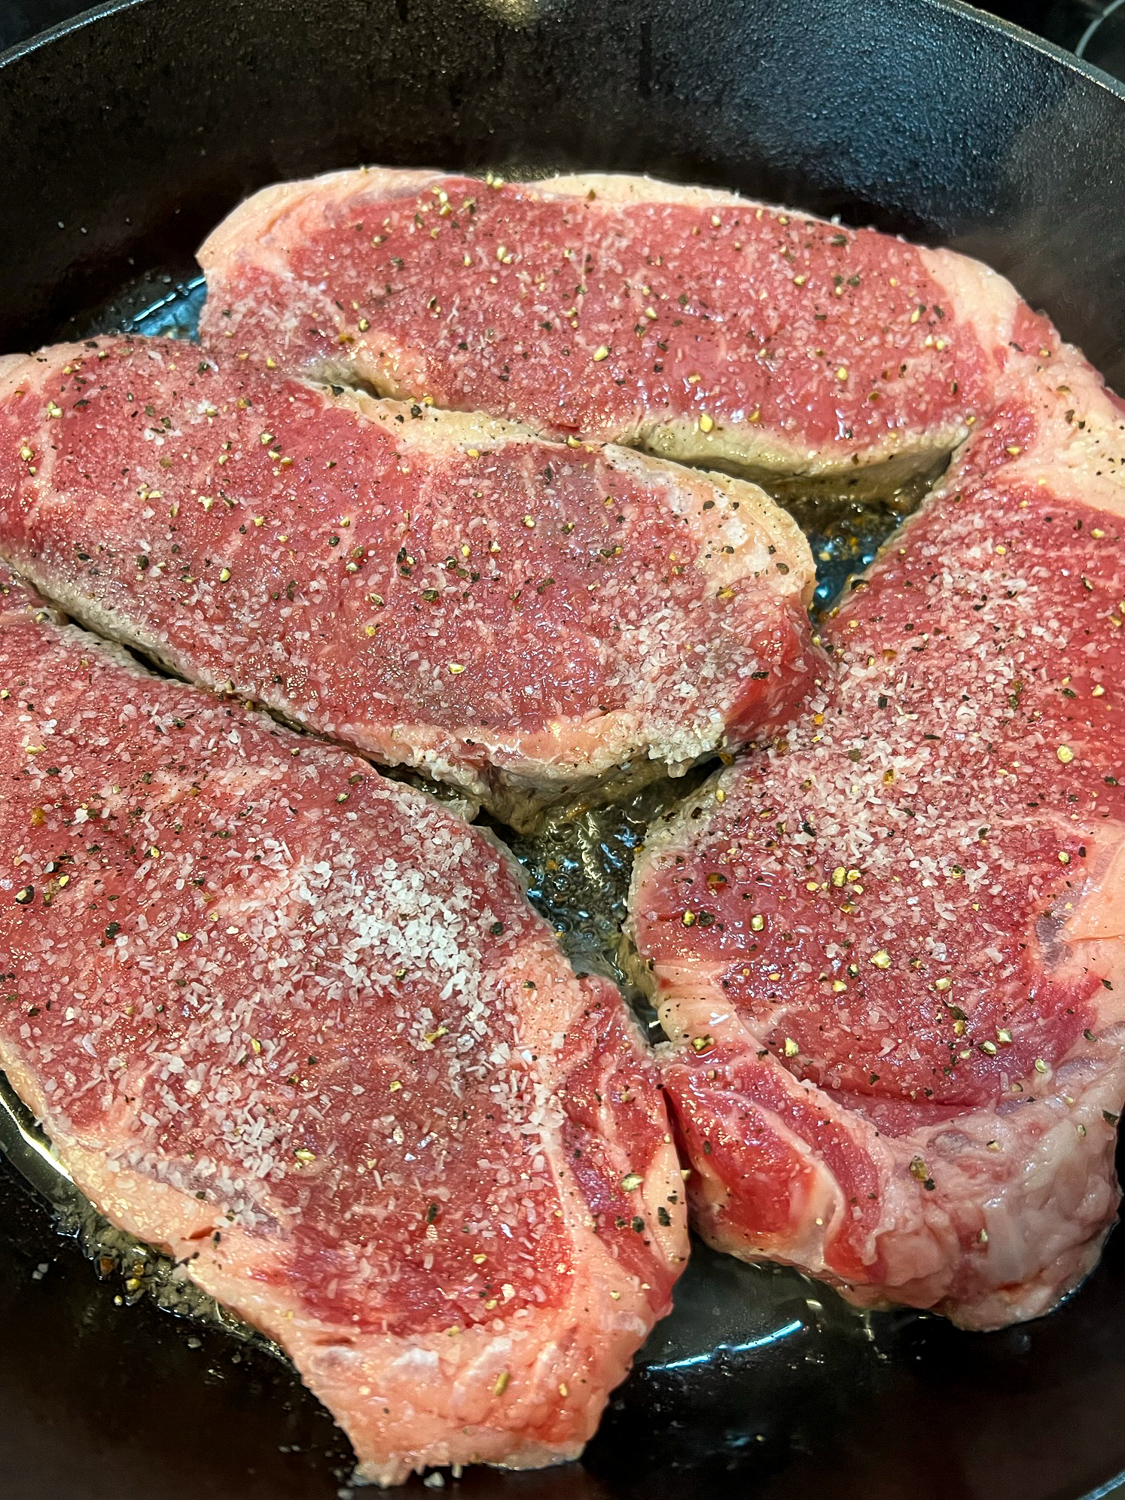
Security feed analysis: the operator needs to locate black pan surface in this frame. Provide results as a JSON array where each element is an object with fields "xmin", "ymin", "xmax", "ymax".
[{"xmin": 2, "ymin": 0, "xmax": 1125, "ymax": 1496}]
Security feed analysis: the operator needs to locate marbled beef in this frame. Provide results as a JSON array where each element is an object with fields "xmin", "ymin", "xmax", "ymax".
[
  {"xmin": 0, "ymin": 569, "xmax": 687, "ymax": 1481},
  {"xmin": 629, "ymin": 348, "xmax": 1125, "ymax": 1329},
  {"xmin": 0, "ymin": 338, "xmax": 816, "ymax": 829},
  {"xmin": 198, "ymin": 168, "xmax": 1055, "ymax": 488}
]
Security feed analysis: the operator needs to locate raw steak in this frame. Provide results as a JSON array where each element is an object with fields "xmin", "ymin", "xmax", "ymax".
[
  {"xmin": 0, "ymin": 567, "xmax": 688, "ymax": 1482},
  {"xmin": 0, "ymin": 338, "xmax": 816, "ymax": 829},
  {"xmin": 628, "ymin": 347, "xmax": 1125, "ymax": 1329},
  {"xmin": 198, "ymin": 167, "xmax": 1057, "ymax": 487}
]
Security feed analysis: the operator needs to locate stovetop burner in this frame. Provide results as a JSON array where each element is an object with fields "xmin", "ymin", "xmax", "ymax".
[{"xmin": 988, "ymin": 0, "xmax": 1125, "ymax": 69}]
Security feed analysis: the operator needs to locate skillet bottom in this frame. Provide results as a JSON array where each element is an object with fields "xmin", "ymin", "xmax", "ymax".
[{"xmin": 2, "ymin": 1142, "xmax": 1123, "ymax": 1500}]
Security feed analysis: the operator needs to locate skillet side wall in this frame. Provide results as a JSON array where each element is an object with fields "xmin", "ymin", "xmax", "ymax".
[{"xmin": 0, "ymin": 0, "xmax": 1124, "ymax": 383}]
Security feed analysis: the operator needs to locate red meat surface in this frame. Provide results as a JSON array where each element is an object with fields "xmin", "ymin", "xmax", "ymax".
[
  {"xmin": 0, "ymin": 569, "xmax": 687, "ymax": 1482},
  {"xmin": 629, "ymin": 348, "xmax": 1125, "ymax": 1328},
  {"xmin": 198, "ymin": 168, "xmax": 1051, "ymax": 485},
  {"xmin": 3, "ymin": 159, "xmax": 1123, "ymax": 1450},
  {"xmin": 0, "ymin": 338, "xmax": 816, "ymax": 829}
]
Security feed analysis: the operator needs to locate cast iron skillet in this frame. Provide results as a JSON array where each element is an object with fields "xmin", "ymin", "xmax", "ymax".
[{"xmin": 2, "ymin": 0, "xmax": 1125, "ymax": 1496}]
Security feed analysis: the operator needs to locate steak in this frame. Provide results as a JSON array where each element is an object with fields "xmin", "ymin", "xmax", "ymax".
[
  {"xmin": 0, "ymin": 338, "xmax": 816, "ymax": 829},
  {"xmin": 0, "ymin": 567, "xmax": 688, "ymax": 1482},
  {"xmin": 198, "ymin": 167, "xmax": 1056, "ymax": 487},
  {"xmin": 628, "ymin": 346, "xmax": 1125, "ymax": 1329}
]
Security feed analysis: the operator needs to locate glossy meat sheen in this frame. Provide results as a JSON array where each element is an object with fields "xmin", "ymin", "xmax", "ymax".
[
  {"xmin": 198, "ymin": 167, "xmax": 1053, "ymax": 485},
  {"xmin": 0, "ymin": 338, "xmax": 816, "ymax": 829},
  {"xmin": 0, "ymin": 570, "xmax": 688, "ymax": 1482},
  {"xmin": 629, "ymin": 348, "xmax": 1125, "ymax": 1328}
]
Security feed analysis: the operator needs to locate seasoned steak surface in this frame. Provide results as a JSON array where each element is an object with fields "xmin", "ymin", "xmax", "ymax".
[
  {"xmin": 0, "ymin": 570, "xmax": 686, "ymax": 1482},
  {"xmin": 0, "ymin": 338, "xmax": 816, "ymax": 828},
  {"xmin": 629, "ymin": 349, "xmax": 1125, "ymax": 1328},
  {"xmin": 199, "ymin": 167, "xmax": 1046, "ymax": 485}
]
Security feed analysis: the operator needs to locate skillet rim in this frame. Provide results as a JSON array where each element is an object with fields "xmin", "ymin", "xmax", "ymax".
[{"xmin": 1, "ymin": 0, "xmax": 1125, "ymax": 102}]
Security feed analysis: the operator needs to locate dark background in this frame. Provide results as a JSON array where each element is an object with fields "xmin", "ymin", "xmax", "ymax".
[{"xmin": 2, "ymin": 0, "xmax": 1124, "ymax": 70}]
